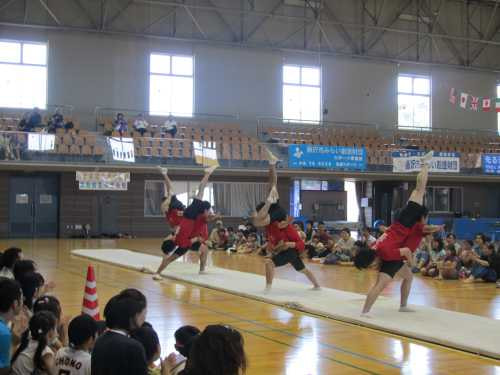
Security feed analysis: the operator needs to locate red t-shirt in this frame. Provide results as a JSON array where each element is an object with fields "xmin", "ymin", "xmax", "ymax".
[
  {"xmin": 374, "ymin": 222, "xmax": 424, "ymax": 261},
  {"xmin": 281, "ymin": 224, "xmax": 305, "ymax": 252},
  {"xmin": 192, "ymin": 215, "xmax": 209, "ymax": 241},
  {"xmin": 166, "ymin": 209, "xmax": 183, "ymax": 228},
  {"xmin": 266, "ymin": 222, "xmax": 285, "ymax": 247}
]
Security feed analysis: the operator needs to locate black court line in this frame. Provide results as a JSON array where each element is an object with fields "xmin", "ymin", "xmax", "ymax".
[{"xmin": 63, "ymin": 259, "xmax": 401, "ymax": 372}]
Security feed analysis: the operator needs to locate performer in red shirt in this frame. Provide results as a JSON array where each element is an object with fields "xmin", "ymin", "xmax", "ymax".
[
  {"xmin": 264, "ymin": 207, "xmax": 320, "ymax": 291},
  {"xmin": 149, "ymin": 165, "xmax": 217, "ymax": 280},
  {"xmin": 354, "ymin": 152, "xmax": 443, "ymax": 316}
]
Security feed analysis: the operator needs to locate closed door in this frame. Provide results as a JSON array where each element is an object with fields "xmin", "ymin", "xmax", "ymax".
[
  {"xmin": 9, "ymin": 175, "xmax": 59, "ymax": 237},
  {"xmin": 98, "ymin": 194, "xmax": 118, "ymax": 235}
]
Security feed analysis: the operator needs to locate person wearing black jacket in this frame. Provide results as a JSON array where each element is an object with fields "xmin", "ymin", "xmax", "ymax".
[{"xmin": 91, "ymin": 295, "xmax": 148, "ymax": 375}]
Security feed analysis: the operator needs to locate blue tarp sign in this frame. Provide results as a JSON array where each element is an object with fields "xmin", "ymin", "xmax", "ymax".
[
  {"xmin": 482, "ymin": 154, "xmax": 500, "ymax": 175},
  {"xmin": 288, "ymin": 144, "xmax": 366, "ymax": 171},
  {"xmin": 392, "ymin": 151, "xmax": 460, "ymax": 173}
]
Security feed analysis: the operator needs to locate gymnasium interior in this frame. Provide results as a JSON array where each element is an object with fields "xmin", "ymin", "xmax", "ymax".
[{"xmin": 0, "ymin": 0, "xmax": 500, "ymax": 374}]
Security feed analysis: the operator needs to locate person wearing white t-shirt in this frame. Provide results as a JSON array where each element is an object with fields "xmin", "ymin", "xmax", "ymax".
[
  {"xmin": 55, "ymin": 314, "xmax": 98, "ymax": 375},
  {"xmin": 161, "ymin": 115, "xmax": 177, "ymax": 138},
  {"xmin": 133, "ymin": 113, "xmax": 149, "ymax": 137},
  {"xmin": 11, "ymin": 311, "xmax": 57, "ymax": 375}
]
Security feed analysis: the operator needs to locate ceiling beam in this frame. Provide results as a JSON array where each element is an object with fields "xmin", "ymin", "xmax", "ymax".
[
  {"xmin": 142, "ymin": 6, "xmax": 177, "ymax": 32},
  {"xmin": 39, "ymin": 0, "xmax": 61, "ymax": 25},
  {"xmin": 245, "ymin": 0, "xmax": 282, "ymax": 41},
  {"xmin": 106, "ymin": 0, "xmax": 134, "ymax": 28},
  {"xmin": 205, "ymin": 0, "xmax": 239, "ymax": 42},
  {"xmin": 0, "ymin": 0, "xmax": 17, "ymax": 13},
  {"xmin": 183, "ymin": 4, "xmax": 207, "ymax": 39},
  {"xmin": 469, "ymin": 0, "xmax": 499, "ymax": 64},
  {"xmin": 320, "ymin": 0, "xmax": 359, "ymax": 54},
  {"xmin": 72, "ymin": 0, "xmax": 97, "ymax": 29}
]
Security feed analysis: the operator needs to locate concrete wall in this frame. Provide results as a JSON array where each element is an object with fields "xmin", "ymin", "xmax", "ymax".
[{"xmin": 0, "ymin": 26, "xmax": 498, "ymax": 131}]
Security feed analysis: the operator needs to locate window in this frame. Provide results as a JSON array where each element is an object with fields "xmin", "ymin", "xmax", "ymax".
[
  {"xmin": 398, "ymin": 74, "xmax": 431, "ymax": 129},
  {"xmin": 283, "ymin": 65, "xmax": 321, "ymax": 123},
  {"xmin": 144, "ymin": 180, "xmax": 213, "ymax": 217},
  {"xmin": 149, "ymin": 53, "xmax": 193, "ymax": 117},
  {"xmin": 424, "ymin": 187, "xmax": 462, "ymax": 213},
  {"xmin": 0, "ymin": 40, "xmax": 47, "ymax": 109}
]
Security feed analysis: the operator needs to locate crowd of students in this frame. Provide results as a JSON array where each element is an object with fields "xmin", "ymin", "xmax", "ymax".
[
  {"xmin": 206, "ymin": 218, "xmax": 500, "ymax": 287},
  {"xmin": 112, "ymin": 113, "xmax": 178, "ymax": 138},
  {"xmin": 0, "ymin": 248, "xmax": 248, "ymax": 375}
]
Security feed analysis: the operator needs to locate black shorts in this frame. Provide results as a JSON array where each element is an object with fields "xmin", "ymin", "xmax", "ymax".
[
  {"xmin": 161, "ymin": 239, "xmax": 176, "ymax": 254},
  {"xmin": 272, "ymin": 249, "xmax": 305, "ymax": 271},
  {"xmin": 183, "ymin": 199, "xmax": 205, "ymax": 220},
  {"xmin": 379, "ymin": 260, "xmax": 405, "ymax": 278},
  {"xmin": 174, "ymin": 241, "xmax": 202, "ymax": 257},
  {"xmin": 396, "ymin": 201, "xmax": 426, "ymax": 228}
]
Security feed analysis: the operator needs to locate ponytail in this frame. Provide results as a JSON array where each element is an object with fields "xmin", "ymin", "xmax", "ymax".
[{"xmin": 12, "ymin": 311, "xmax": 56, "ymax": 371}]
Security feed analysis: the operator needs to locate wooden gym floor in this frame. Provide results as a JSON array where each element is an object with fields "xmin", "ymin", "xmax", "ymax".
[{"xmin": 2, "ymin": 238, "xmax": 499, "ymax": 375}]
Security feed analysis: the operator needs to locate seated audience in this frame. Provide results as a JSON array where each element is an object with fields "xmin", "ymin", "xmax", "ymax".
[
  {"xmin": 316, "ymin": 222, "xmax": 333, "ymax": 257},
  {"xmin": 17, "ymin": 112, "xmax": 30, "ymax": 131},
  {"xmin": 412, "ymin": 234, "xmax": 432, "ymax": 273},
  {"xmin": 473, "ymin": 233, "xmax": 488, "ymax": 256},
  {"xmin": 236, "ymin": 233, "xmax": 259, "ymax": 254},
  {"xmin": 458, "ymin": 240, "xmax": 475, "ymax": 279},
  {"xmin": 208, "ymin": 221, "xmax": 227, "ymax": 250},
  {"xmin": 130, "ymin": 324, "xmax": 163, "ymax": 375},
  {"xmin": 0, "ymin": 277, "xmax": 24, "ymax": 372},
  {"xmin": 181, "ymin": 324, "xmax": 247, "ymax": 375},
  {"xmin": 304, "ymin": 220, "xmax": 316, "ymax": 243},
  {"xmin": 92, "ymin": 294, "xmax": 148, "ymax": 375},
  {"xmin": 47, "ymin": 108, "xmax": 71, "ymax": 133},
  {"xmin": 0, "ymin": 247, "xmax": 23, "ymax": 279},
  {"xmin": 421, "ymin": 238, "xmax": 445, "ymax": 277},
  {"xmin": 165, "ymin": 325, "xmax": 200, "ymax": 375},
  {"xmin": 114, "ymin": 113, "xmax": 128, "ymax": 136},
  {"xmin": 323, "ymin": 228, "xmax": 356, "ymax": 264},
  {"xmin": 55, "ymin": 314, "xmax": 99, "ymax": 375},
  {"xmin": 465, "ymin": 244, "xmax": 500, "ymax": 283},
  {"xmin": 359, "ymin": 227, "xmax": 376, "ymax": 247},
  {"xmin": 134, "ymin": 113, "xmax": 149, "ymax": 136},
  {"xmin": 11, "ymin": 311, "xmax": 57, "ymax": 375},
  {"xmin": 445, "ymin": 233, "xmax": 461, "ymax": 253},
  {"xmin": 33, "ymin": 295, "xmax": 68, "ymax": 350},
  {"xmin": 437, "ymin": 246, "xmax": 460, "ymax": 280},
  {"xmin": 162, "ymin": 115, "xmax": 177, "ymax": 138},
  {"xmin": 20, "ymin": 108, "xmax": 43, "ymax": 132},
  {"xmin": 19, "ymin": 272, "xmax": 46, "ymax": 311},
  {"xmin": 306, "ymin": 235, "xmax": 326, "ymax": 259},
  {"xmin": 13, "ymin": 259, "xmax": 37, "ymax": 281},
  {"xmin": 226, "ymin": 227, "xmax": 236, "ymax": 250},
  {"xmin": 293, "ymin": 222, "xmax": 306, "ymax": 241}
]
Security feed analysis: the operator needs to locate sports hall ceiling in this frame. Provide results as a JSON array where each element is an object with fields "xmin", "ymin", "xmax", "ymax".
[{"xmin": 1, "ymin": 0, "xmax": 499, "ymax": 72}]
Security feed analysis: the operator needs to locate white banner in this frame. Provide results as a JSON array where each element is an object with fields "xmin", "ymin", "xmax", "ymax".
[
  {"xmin": 193, "ymin": 141, "xmax": 219, "ymax": 167},
  {"xmin": 109, "ymin": 137, "xmax": 135, "ymax": 162},
  {"xmin": 27, "ymin": 133, "xmax": 55, "ymax": 151},
  {"xmin": 392, "ymin": 151, "xmax": 460, "ymax": 173},
  {"xmin": 76, "ymin": 171, "xmax": 130, "ymax": 191}
]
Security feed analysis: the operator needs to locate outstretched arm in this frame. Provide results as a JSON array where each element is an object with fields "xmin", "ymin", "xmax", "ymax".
[{"xmin": 422, "ymin": 224, "xmax": 444, "ymax": 234}]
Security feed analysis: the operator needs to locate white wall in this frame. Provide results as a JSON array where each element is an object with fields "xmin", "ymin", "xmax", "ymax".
[{"xmin": 0, "ymin": 26, "xmax": 498, "ymax": 131}]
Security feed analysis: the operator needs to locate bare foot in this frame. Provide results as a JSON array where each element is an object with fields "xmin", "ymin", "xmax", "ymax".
[
  {"xmin": 265, "ymin": 148, "xmax": 280, "ymax": 165},
  {"xmin": 264, "ymin": 284, "xmax": 272, "ymax": 293},
  {"xmin": 421, "ymin": 151, "xmax": 433, "ymax": 166},
  {"xmin": 360, "ymin": 312, "xmax": 372, "ymax": 318},
  {"xmin": 199, "ymin": 269, "xmax": 208, "ymax": 275},
  {"xmin": 399, "ymin": 307, "xmax": 416, "ymax": 313},
  {"xmin": 152, "ymin": 274, "xmax": 162, "ymax": 281},
  {"xmin": 141, "ymin": 266, "xmax": 154, "ymax": 274},
  {"xmin": 310, "ymin": 286, "xmax": 321, "ymax": 291}
]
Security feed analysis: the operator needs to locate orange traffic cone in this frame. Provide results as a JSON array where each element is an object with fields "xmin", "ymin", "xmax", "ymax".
[{"xmin": 82, "ymin": 265, "xmax": 100, "ymax": 320}]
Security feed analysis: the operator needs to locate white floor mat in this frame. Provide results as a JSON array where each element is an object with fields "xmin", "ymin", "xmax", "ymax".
[{"xmin": 72, "ymin": 248, "xmax": 500, "ymax": 359}]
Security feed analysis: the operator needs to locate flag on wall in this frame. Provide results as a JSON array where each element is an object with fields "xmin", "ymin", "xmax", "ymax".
[
  {"xmin": 449, "ymin": 88, "xmax": 457, "ymax": 105},
  {"xmin": 459, "ymin": 93, "xmax": 468, "ymax": 109},
  {"xmin": 470, "ymin": 96, "xmax": 479, "ymax": 111},
  {"xmin": 482, "ymin": 98, "xmax": 491, "ymax": 112},
  {"xmin": 496, "ymin": 98, "xmax": 500, "ymax": 113}
]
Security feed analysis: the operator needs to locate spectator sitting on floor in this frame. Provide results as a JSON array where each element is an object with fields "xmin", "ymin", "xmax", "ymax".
[
  {"xmin": 162, "ymin": 115, "xmax": 177, "ymax": 138},
  {"xmin": 306, "ymin": 235, "xmax": 326, "ymax": 259},
  {"xmin": 304, "ymin": 220, "xmax": 316, "ymax": 243},
  {"xmin": 130, "ymin": 324, "xmax": 164, "ymax": 375},
  {"xmin": 359, "ymin": 227, "xmax": 376, "ymax": 247},
  {"xmin": 436, "ymin": 245, "xmax": 460, "ymax": 280},
  {"xmin": 0, "ymin": 247, "xmax": 23, "ymax": 279},
  {"xmin": 445, "ymin": 233, "xmax": 461, "ymax": 254},
  {"xmin": 316, "ymin": 222, "xmax": 333, "ymax": 257},
  {"xmin": 473, "ymin": 233, "xmax": 488, "ymax": 256},
  {"xmin": 458, "ymin": 240, "xmax": 475, "ymax": 279},
  {"xmin": 293, "ymin": 221, "xmax": 306, "ymax": 241},
  {"xmin": 226, "ymin": 227, "xmax": 236, "ymax": 250},
  {"xmin": 114, "ymin": 113, "xmax": 128, "ymax": 136},
  {"xmin": 236, "ymin": 233, "xmax": 259, "ymax": 254},
  {"xmin": 180, "ymin": 324, "xmax": 247, "ymax": 375},
  {"xmin": 465, "ymin": 244, "xmax": 500, "ymax": 283},
  {"xmin": 208, "ymin": 221, "xmax": 226, "ymax": 250},
  {"xmin": 133, "ymin": 113, "xmax": 149, "ymax": 136},
  {"xmin": 421, "ymin": 237, "xmax": 446, "ymax": 277},
  {"xmin": 412, "ymin": 234, "xmax": 432, "ymax": 273},
  {"xmin": 332, "ymin": 228, "xmax": 356, "ymax": 261},
  {"xmin": 165, "ymin": 325, "xmax": 200, "ymax": 375},
  {"xmin": 55, "ymin": 314, "xmax": 99, "ymax": 375}
]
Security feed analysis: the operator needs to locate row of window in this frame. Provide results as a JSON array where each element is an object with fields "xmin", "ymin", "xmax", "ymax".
[{"xmin": 0, "ymin": 40, "xmax": 499, "ymax": 132}]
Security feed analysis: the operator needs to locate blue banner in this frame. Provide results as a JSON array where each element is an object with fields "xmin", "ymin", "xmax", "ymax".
[
  {"xmin": 392, "ymin": 151, "xmax": 460, "ymax": 173},
  {"xmin": 288, "ymin": 144, "xmax": 366, "ymax": 171},
  {"xmin": 482, "ymin": 154, "xmax": 500, "ymax": 175}
]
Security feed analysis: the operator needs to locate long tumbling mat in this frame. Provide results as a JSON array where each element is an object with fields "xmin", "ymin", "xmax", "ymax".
[{"xmin": 72, "ymin": 248, "xmax": 500, "ymax": 359}]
